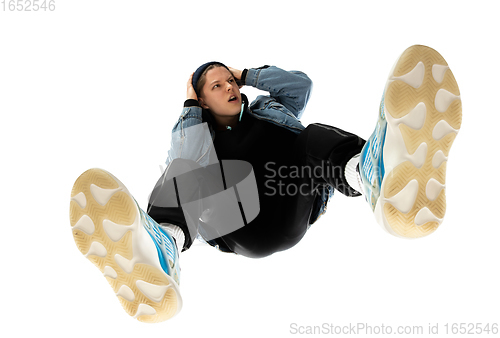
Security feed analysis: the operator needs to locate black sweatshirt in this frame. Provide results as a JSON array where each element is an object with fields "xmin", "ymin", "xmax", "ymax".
[{"xmin": 208, "ymin": 106, "xmax": 315, "ymax": 257}]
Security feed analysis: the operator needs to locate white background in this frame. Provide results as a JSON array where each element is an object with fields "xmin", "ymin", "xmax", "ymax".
[{"xmin": 1, "ymin": 1, "xmax": 499, "ymax": 337}]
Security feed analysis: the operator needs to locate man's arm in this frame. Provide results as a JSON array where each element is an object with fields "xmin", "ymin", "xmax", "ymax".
[{"xmin": 242, "ymin": 65, "xmax": 313, "ymax": 119}]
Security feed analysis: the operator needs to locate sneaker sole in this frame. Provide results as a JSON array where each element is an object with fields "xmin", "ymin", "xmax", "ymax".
[
  {"xmin": 69, "ymin": 168, "xmax": 182, "ymax": 322},
  {"xmin": 375, "ymin": 45, "xmax": 462, "ymax": 238}
]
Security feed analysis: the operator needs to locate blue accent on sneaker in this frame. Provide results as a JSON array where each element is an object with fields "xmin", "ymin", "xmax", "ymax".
[
  {"xmin": 359, "ymin": 93, "xmax": 387, "ymax": 211},
  {"xmin": 139, "ymin": 208, "xmax": 181, "ymax": 285}
]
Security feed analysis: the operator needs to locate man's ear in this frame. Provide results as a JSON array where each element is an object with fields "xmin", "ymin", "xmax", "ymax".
[{"xmin": 198, "ymin": 97, "xmax": 209, "ymax": 109}]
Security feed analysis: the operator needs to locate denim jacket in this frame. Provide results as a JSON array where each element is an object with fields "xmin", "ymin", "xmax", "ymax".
[{"xmin": 165, "ymin": 66, "xmax": 334, "ymax": 225}]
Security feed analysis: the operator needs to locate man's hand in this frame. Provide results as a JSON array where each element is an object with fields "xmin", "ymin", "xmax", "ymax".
[
  {"xmin": 228, "ymin": 67, "xmax": 243, "ymax": 88},
  {"xmin": 187, "ymin": 72, "xmax": 198, "ymax": 100}
]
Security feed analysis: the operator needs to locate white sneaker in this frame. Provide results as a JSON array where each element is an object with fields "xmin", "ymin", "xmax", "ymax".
[
  {"xmin": 69, "ymin": 168, "xmax": 182, "ymax": 322},
  {"xmin": 359, "ymin": 45, "xmax": 462, "ymax": 238}
]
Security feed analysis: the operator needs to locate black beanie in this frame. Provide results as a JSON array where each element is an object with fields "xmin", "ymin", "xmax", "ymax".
[{"xmin": 192, "ymin": 61, "xmax": 230, "ymax": 96}]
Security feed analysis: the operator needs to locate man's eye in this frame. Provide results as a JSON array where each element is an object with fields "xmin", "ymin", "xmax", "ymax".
[{"xmin": 213, "ymin": 84, "xmax": 219, "ymax": 89}]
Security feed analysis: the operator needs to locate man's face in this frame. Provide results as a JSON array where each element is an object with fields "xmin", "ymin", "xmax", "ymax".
[{"xmin": 199, "ymin": 67, "xmax": 242, "ymax": 117}]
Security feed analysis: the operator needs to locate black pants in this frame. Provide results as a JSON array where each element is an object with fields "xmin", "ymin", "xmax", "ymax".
[
  {"xmin": 294, "ymin": 123, "xmax": 366, "ymax": 197},
  {"xmin": 147, "ymin": 123, "xmax": 365, "ymax": 257}
]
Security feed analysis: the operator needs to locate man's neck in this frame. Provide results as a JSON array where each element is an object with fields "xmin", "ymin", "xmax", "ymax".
[{"xmin": 215, "ymin": 115, "xmax": 239, "ymax": 130}]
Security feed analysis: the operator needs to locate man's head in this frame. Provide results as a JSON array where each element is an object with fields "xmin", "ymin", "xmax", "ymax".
[{"xmin": 193, "ymin": 62, "xmax": 242, "ymax": 119}]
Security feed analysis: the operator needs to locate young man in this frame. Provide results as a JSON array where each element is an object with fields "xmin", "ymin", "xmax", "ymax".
[{"xmin": 69, "ymin": 45, "xmax": 462, "ymax": 322}]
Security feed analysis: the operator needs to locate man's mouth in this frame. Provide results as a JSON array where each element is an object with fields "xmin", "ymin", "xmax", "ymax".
[{"xmin": 229, "ymin": 95, "xmax": 238, "ymax": 102}]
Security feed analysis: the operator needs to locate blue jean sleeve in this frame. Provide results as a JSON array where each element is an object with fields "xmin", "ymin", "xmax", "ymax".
[
  {"xmin": 244, "ymin": 66, "xmax": 313, "ymax": 119},
  {"xmin": 166, "ymin": 106, "xmax": 215, "ymax": 168}
]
